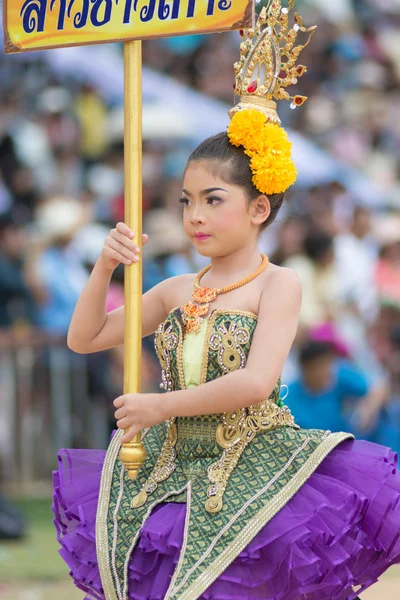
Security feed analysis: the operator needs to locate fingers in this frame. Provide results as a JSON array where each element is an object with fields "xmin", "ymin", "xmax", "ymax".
[
  {"xmin": 120, "ymin": 427, "xmax": 138, "ymax": 444},
  {"xmin": 104, "ymin": 223, "xmax": 148, "ymax": 267},
  {"xmin": 104, "ymin": 223, "xmax": 140, "ymax": 265},
  {"xmin": 114, "ymin": 406, "xmax": 126, "ymax": 420},
  {"xmin": 115, "ymin": 222, "xmax": 146, "ymax": 243},
  {"xmin": 113, "ymin": 396, "xmax": 124, "ymax": 408},
  {"xmin": 112, "ymin": 229, "xmax": 139, "ymax": 253},
  {"xmin": 114, "ymin": 395, "xmax": 137, "ymax": 441},
  {"xmin": 116, "ymin": 417, "xmax": 131, "ymax": 430},
  {"xmin": 107, "ymin": 236, "xmax": 138, "ymax": 264},
  {"xmin": 116, "ymin": 221, "xmax": 134, "ymax": 238},
  {"xmin": 113, "ymin": 397, "xmax": 129, "ymax": 424}
]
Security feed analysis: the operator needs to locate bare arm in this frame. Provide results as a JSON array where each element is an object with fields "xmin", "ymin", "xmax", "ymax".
[
  {"xmin": 68, "ymin": 272, "xmax": 184, "ymax": 353},
  {"xmin": 67, "ymin": 223, "xmax": 192, "ymax": 354},
  {"xmin": 353, "ymin": 380, "xmax": 389, "ymax": 433},
  {"xmin": 67, "ymin": 256, "xmax": 114, "ymax": 352},
  {"xmin": 161, "ymin": 268, "xmax": 302, "ymax": 417},
  {"xmin": 67, "ymin": 222, "xmax": 156, "ymax": 353}
]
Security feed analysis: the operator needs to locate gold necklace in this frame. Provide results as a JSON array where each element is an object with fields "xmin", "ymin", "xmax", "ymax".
[{"xmin": 181, "ymin": 254, "xmax": 269, "ymax": 334}]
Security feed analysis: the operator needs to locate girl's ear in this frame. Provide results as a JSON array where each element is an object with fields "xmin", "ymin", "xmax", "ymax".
[{"xmin": 249, "ymin": 195, "xmax": 271, "ymax": 226}]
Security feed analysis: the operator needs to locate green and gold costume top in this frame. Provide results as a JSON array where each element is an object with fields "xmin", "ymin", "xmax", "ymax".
[{"xmin": 96, "ymin": 308, "xmax": 354, "ymax": 600}]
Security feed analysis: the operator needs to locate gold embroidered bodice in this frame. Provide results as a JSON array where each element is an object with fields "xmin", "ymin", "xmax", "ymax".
[
  {"xmin": 98, "ymin": 305, "xmax": 352, "ymax": 600},
  {"xmin": 131, "ymin": 307, "xmax": 298, "ymax": 514}
]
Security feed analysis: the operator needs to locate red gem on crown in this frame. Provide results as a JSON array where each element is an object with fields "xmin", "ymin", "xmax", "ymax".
[{"xmin": 247, "ymin": 81, "xmax": 258, "ymax": 94}]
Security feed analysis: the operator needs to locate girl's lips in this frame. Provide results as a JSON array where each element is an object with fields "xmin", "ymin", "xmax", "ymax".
[{"xmin": 194, "ymin": 234, "xmax": 211, "ymax": 241}]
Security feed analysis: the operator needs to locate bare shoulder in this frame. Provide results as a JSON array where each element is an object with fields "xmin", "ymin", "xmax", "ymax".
[
  {"xmin": 262, "ymin": 262, "xmax": 302, "ymax": 302},
  {"xmin": 159, "ymin": 272, "xmax": 197, "ymax": 312},
  {"xmin": 161, "ymin": 272, "xmax": 197, "ymax": 292}
]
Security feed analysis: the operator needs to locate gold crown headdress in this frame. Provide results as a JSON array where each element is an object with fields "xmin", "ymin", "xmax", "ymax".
[{"xmin": 227, "ymin": 1, "xmax": 316, "ymax": 195}]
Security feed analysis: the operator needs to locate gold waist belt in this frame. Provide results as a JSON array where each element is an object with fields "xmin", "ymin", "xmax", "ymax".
[
  {"xmin": 132, "ymin": 401, "xmax": 299, "ymax": 514},
  {"xmin": 176, "ymin": 415, "xmax": 221, "ymax": 446},
  {"xmin": 177, "ymin": 401, "xmax": 298, "ymax": 448}
]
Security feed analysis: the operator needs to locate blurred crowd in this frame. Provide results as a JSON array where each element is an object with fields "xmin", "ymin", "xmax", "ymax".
[{"xmin": 1, "ymin": 0, "xmax": 400, "ymax": 491}]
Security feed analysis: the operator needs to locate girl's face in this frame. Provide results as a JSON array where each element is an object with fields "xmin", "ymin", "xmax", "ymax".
[{"xmin": 181, "ymin": 160, "xmax": 266, "ymax": 257}]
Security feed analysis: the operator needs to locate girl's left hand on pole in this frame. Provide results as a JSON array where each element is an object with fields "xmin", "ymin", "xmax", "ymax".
[{"xmin": 113, "ymin": 393, "xmax": 166, "ymax": 444}]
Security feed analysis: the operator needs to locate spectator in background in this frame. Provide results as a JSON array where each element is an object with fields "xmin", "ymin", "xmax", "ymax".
[
  {"xmin": 0, "ymin": 91, "xmax": 41, "ymax": 224},
  {"xmin": 0, "ymin": 211, "xmax": 44, "ymax": 329},
  {"xmin": 269, "ymin": 216, "xmax": 307, "ymax": 266},
  {"xmin": 286, "ymin": 339, "xmax": 376, "ymax": 435},
  {"xmin": 374, "ymin": 325, "xmax": 400, "ymax": 455},
  {"xmin": 87, "ymin": 142, "xmax": 125, "ymax": 223},
  {"xmin": 37, "ymin": 87, "xmax": 80, "ymax": 158},
  {"xmin": 74, "ymin": 83, "xmax": 108, "ymax": 170},
  {"xmin": 365, "ymin": 322, "xmax": 400, "ymax": 458},
  {"xmin": 31, "ymin": 196, "xmax": 91, "ymax": 337},
  {"xmin": 333, "ymin": 206, "xmax": 387, "ymax": 386},
  {"xmin": 335, "ymin": 205, "xmax": 379, "ymax": 323},
  {"xmin": 36, "ymin": 87, "xmax": 84, "ymax": 198},
  {"xmin": 283, "ymin": 231, "xmax": 340, "ymax": 329},
  {"xmin": 374, "ymin": 213, "xmax": 400, "ymax": 309}
]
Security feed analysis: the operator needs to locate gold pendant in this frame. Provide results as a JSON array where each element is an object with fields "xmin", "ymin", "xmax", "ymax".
[
  {"xmin": 181, "ymin": 300, "xmax": 208, "ymax": 335},
  {"xmin": 192, "ymin": 286, "xmax": 217, "ymax": 304},
  {"xmin": 180, "ymin": 254, "xmax": 269, "ymax": 336}
]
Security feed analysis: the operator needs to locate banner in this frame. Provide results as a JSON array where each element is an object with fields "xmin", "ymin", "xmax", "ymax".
[{"xmin": 3, "ymin": 0, "xmax": 254, "ymax": 53}]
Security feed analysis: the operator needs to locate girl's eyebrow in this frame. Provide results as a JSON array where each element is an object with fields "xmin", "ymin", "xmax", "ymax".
[{"xmin": 182, "ymin": 187, "xmax": 228, "ymax": 197}]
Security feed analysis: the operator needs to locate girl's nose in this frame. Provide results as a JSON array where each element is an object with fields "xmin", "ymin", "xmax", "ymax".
[{"xmin": 190, "ymin": 210, "xmax": 205, "ymax": 225}]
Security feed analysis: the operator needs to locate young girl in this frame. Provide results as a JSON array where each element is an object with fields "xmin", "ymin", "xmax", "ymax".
[{"xmin": 52, "ymin": 4, "xmax": 400, "ymax": 600}]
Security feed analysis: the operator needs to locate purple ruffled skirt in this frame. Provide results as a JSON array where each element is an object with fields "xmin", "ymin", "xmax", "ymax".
[{"xmin": 52, "ymin": 437, "xmax": 400, "ymax": 600}]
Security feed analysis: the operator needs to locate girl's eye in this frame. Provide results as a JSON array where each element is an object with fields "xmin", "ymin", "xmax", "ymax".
[
  {"xmin": 179, "ymin": 197, "xmax": 221, "ymax": 206},
  {"xmin": 207, "ymin": 197, "xmax": 221, "ymax": 205}
]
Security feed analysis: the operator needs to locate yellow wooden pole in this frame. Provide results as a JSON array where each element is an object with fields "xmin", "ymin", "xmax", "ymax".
[{"xmin": 118, "ymin": 40, "xmax": 147, "ymax": 480}]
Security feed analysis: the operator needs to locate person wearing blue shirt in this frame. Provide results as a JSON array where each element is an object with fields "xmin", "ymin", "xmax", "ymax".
[{"xmin": 287, "ymin": 340, "xmax": 370, "ymax": 434}]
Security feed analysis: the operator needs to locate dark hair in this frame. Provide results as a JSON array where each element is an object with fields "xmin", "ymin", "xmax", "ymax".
[
  {"xmin": 303, "ymin": 232, "xmax": 333, "ymax": 263},
  {"xmin": 0, "ymin": 210, "xmax": 18, "ymax": 236},
  {"xmin": 299, "ymin": 340, "xmax": 334, "ymax": 366},
  {"xmin": 390, "ymin": 326, "xmax": 400, "ymax": 350},
  {"xmin": 186, "ymin": 132, "xmax": 284, "ymax": 231}
]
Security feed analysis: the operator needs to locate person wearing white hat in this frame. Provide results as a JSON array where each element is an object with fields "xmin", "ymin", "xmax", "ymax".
[{"xmin": 30, "ymin": 196, "xmax": 91, "ymax": 336}]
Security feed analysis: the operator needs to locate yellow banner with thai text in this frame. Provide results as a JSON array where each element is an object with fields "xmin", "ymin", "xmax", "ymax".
[{"xmin": 3, "ymin": 0, "xmax": 254, "ymax": 53}]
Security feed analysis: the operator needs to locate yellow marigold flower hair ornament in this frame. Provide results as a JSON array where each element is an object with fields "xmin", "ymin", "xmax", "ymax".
[{"xmin": 227, "ymin": 0, "xmax": 317, "ymax": 195}]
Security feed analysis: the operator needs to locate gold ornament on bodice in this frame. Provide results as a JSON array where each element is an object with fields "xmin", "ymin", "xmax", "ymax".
[{"xmin": 181, "ymin": 254, "xmax": 269, "ymax": 335}]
